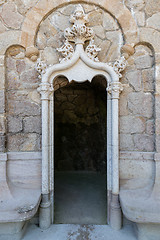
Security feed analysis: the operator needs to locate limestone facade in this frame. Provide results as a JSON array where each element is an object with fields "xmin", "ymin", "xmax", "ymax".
[{"xmin": 0, "ymin": 0, "xmax": 160, "ymax": 239}]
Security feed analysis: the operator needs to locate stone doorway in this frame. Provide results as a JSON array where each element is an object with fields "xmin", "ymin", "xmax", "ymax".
[{"xmin": 54, "ymin": 77, "xmax": 107, "ymax": 224}]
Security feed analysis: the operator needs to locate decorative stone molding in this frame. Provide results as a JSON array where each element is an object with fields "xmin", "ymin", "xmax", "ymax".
[
  {"xmin": 36, "ymin": 5, "xmax": 130, "ymax": 231},
  {"xmin": 36, "ymin": 58, "xmax": 47, "ymax": 79},
  {"xmin": 85, "ymin": 39, "xmax": 101, "ymax": 62},
  {"xmin": 107, "ymin": 82, "xmax": 123, "ymax": 99},
  {"xmin": 64, "ymin": 4, "xmax": 94, "ymax": 44},
  {"xmin": 112, "ymin": 56, "xmax": 127, "ymax": 78},
  {"xmin": 37, "ymin": 83, "xmax": 54, "ymax": 100},
  {"xmin": 20, "ymin": 0, "xmax": 138, "ymax": 48},
  {"xmin": 57, "ymin": 40, "xmax": 74, "ymax": 63},
  {"xmin": 57, "ymin": 5, "xmax": 100, "ymax": 63}
]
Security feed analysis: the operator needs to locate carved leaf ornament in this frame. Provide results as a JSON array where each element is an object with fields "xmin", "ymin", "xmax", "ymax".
[{"xmin": 36, "ymin": 4, "xmax": 130, "ymax": 87}]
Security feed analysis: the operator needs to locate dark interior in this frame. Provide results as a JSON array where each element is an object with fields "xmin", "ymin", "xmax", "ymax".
[{"xmin": 54, "ymin": 77, "xmax": 107, "ymax": 224}]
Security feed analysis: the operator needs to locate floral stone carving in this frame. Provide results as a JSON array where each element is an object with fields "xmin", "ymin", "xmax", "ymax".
[
  {"xmin": 57, "ymin": 4, "xmax": 99, "ymax": 63},
  {"xmin": 57, "ymin": 40, "xmax": 74, "ymax": 63}
]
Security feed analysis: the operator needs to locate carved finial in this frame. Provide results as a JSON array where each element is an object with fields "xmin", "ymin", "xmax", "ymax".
[
  {"xmin": 57, "ymin": 5, "xmax": 101, "ymax": 63},
  {"xmin": 70, "ymin": 4, "xmax": 88, "ymax": 24},
  {"xmin": 64, "ymin": 5, "xmax": 94, "ymax": 44}
]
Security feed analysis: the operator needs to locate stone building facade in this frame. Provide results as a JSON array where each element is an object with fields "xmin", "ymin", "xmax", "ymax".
[{"xmin": 0, "ymin": 0, "xmax": 160, "ymax": 239}]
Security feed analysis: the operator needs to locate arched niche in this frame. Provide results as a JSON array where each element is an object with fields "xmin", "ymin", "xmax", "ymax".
[{"xmin": 36, "ymin": 4, "xmax": 128, "ymax": 231}]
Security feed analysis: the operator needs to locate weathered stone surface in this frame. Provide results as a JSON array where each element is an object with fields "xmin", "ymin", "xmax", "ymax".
[
  {"xmin": 0, "ymin": 91, "xmax": 5, "ymax": 114},
  {"xmin": 29, "ymin": 90, "xmax": 41, "ymax": 105},
  {"xmin": 128, "ymin": 92, "xmax": 153, "ymax": 118},
  {"xmin": 155, "ymin": 95, "xmax": 160, "ymax": 119},
  {"xmin": 7, "ymin": 91, "xmax": 40, "ymax": 116},
  {"xmin": 59, "ymin": 4, "xmax": 75, "ymax": 16},
  {"xmin": 20, "ymin": 69, "xmax": 39, "ymax": 89},
  {"xmin": 38, "ymin": 18, "xmax": 57, "ymax": 39},
  {"xmin": 126, "ymin": 70, "xmax": 142, "ymax": 91},
  {"xmin": 125, "ymin": 0, "xmax": 145, "ymax": 11},
  {"xmin": 0, "ymin": 67, "xmax": 5, "ymax": 89},
  {"xmin": 133, "ymin": 134, "xmax": 155, "ymax": 152},
  {"xmin": 120, "ymin": 116, "xmax": 145, "ymax": 134},
  {"xmin": 146, "ymin": 120, "xmax": 155, "ymax": 135},
  {"xmin": 7, "ymin": 116, "xmax": 22, "ymax": 133},
  {"xmin": 36, "ymin": 32, "xmax": 47, "ymax": 50},
  {"xmin": 0, "ymin": 135, "xmax": 5, "ymax": 151},
  {"xmin": 120, "ymin": 134, "xmax": 134, "ymax": 151},
  {"xmin": 135, "ymin": 55, "xmax": 153, "ymax": 69},
  {"xmin": 50, "ymin": 13, "xmax": 70, "ymax": 31},
  {"xmin": 142, "ymin": 68, "xmax": 154, "ymax": 92},
  {"xmin": 120, "ymin": 84, "xmax": 133, "ymax": 116},
  {"xmin": 42, "ymin": 47, "xmax": 59, "ymax": 65},
  {"xmin": 97, "ymin": 40, "xmax": 111, "ymax": 62},
  {"xmin": 88, "ymin": 10, "xmax": 103, "ymax": 26},
  {"xmin": 0, "ymin": 0, "xmax": 6, "ymax": 5},
  {"xmin": 6, "ymin": 57, "xmax": 16, "ymax": 72},
  {"xmin": 16, "ymin": 60, "xmax": 26, "ymax": 74},
  {"xmin": 46, "ymin": 32, "xmax": 63, "ymax": 49},
  {"xmin": 0, "ymin": 3, "xmax": 23, "ymax": 29},
  {"xmin": 23, "ymin": 116, "xmax": 41, "ymax": 134},
  {"xmin": 139, "ymin": 28, "xmax": 160, "ymax": 52},
  {"xmin": 6, "ymin": 71, "xmax": 20, "ymax": 90},
  {"xmin": 0, "ymin": 21, "xmax": 7, "ymax": 34},
  {"xmin": 7, "ymin": 133, "xmax": 40, "ymax": 151},
  {"xmin": 147, "ymin": 13, "xmax": 160, "ymax": 31},
  {"xmin": 0, "ymin": 116, "xmax": 5, "ymax": 134},
  {"xmin": 14, "ymin": 0, "xmax": 39, "ymax": 15},
  {"xmin": 156, "ymin": 135, "xmax": 160, "ymax": 152},
  {"xmin": 135, "ymin": 11, "xmax": 145, "ymax": 27},
  {"xmin": 103, "ymin": 12, "xmax": 119, "ymax": 31},
  {"xmin": 145, "ymin": 0, "xmax": 160, "ymax": 16},
  {"xmin": 93, "ymin": 26, "xmax": 106, "ymax": 40}
]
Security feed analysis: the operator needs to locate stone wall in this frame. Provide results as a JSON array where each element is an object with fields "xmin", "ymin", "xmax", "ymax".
[
  {"xmin": 0, "ymin": 0, "xmax": 159, "ymax": 182},
  {"xmin": 6, "ymin": 46, "xmax": 41, "ymax": 151}
]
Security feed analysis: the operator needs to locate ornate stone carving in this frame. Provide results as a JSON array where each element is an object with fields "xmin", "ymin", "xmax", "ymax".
[
  {"xmin": 36, "ymin": 58, "xmax": 47, "ymax": 79},
  {"xmin": 112, "ymin": 56, "xmax": 127, "ymax": 78},
  {"xmin": 37, "ymin": 83, "xmax": 54, "ymax": 100},
  {"xmin": 85, "ymin": 39, "xmax": 101, "ymax": 62},
  {"xmin": 57, "ymin": 40, "xmax": 74, "ymax": 63},
  {"xmin": 64, "ymin": 4, "xmax": 94, "ymax": 44},
  {"xmin": 107, "ymin": 82, "xmax": 123, "ymax": 99},
  {"xmin": 57, "ymin": 5, "xmax": 101, "ymax": 63}
]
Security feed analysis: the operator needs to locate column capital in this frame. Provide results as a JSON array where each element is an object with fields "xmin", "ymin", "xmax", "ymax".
[
  {"xmin": 107, "ymin": 82, "xmax": 123, "ymax": 99},
  {"xmin": 37, "ymin": 83, "xmax": 54, "ymax": 100}
]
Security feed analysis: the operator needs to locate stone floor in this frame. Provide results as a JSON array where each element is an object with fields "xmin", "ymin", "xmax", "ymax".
[
  {"xmin": 23, "ymin": 223, "xmax": 137, "ymax": 240},
  {"xmin": 54, "ymin": 171, "xmax": 107, "ymax": 224},
  {"xmin": 23, "ymin": 171, "xmax": 137, "ymax": 240}
]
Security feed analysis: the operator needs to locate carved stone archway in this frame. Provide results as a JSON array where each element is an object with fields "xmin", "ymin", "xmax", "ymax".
[{"xmin": 36, "ymin": 5, "xmax": 133, "ymax": 230}]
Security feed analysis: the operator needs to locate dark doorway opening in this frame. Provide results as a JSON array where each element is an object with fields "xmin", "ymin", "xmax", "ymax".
[{"xmin": 54, "ymin": 77, "xmax": 107, "ymax": 224}]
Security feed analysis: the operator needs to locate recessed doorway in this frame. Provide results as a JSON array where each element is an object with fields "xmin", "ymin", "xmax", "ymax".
[{"xmin": 54, "ymin": 77, "xmax": 107, "ymax": 225}]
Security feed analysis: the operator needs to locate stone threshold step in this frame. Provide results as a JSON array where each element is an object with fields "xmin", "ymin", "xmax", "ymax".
[{"xmin": 23, "ymin": 223, "xmax": 136, "ymax": 240}]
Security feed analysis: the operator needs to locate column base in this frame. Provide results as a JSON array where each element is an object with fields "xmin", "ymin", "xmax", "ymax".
[
  {"xmin": 39, "ymin": 194, "xmax": 51, "ymax": 229},
  {"xmin": 110, "ymin": 193, "xmax": 122, "ymax": 230}
]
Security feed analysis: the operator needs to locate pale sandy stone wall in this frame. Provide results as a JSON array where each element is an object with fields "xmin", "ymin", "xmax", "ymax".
[{"xmin": 0, "ymin": 0, "xmax": 159, "ymax": 181}]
